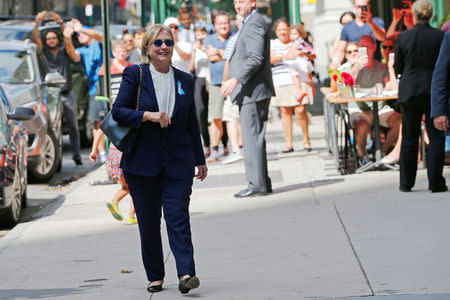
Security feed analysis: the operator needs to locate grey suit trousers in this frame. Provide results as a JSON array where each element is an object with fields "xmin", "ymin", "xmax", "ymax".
[{"xmin": 239, "ymin": 98, "xmax": 271, "ymax": 192}]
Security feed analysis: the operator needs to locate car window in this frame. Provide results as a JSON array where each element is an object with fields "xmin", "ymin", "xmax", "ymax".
[
  {"xmin": 0, "ymin": 28, "xmax": 27, "ymax": 40},
  {"xmin": 36, "ymin": 49, "xmax": 51, "ymax": 81},
  {"xmin": 0, "ymin": 50, "xmax": 35, "ymax": 84}
]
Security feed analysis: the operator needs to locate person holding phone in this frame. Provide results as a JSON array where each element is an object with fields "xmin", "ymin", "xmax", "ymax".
[
  {"xmin": 348, "ymin": 35, "xmax": 401, "ymax": 166},
  {"xmin": 32, "ymin": 11, "xmax": 83, "ymax": 166},
  {"xmin": 330, "ymin": 0, "xmax": 386, "ymax": 69}
]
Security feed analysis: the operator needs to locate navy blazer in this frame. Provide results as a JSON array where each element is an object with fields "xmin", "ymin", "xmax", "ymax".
[
  {"xmin": 394, "ymin": 23, "xmax": 445, "ymax": 104},
  {"xmin": 431, "ymin": 31, "xmax": 450, "ymax": 119},
  {"xmin": 111, "ymin": 64, "xmax": 205, "ymax": 179}
]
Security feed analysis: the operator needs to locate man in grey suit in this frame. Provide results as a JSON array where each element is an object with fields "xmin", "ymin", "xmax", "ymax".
[{"xmin": 222, "ymin": 0, "xmax": 275, "ymax": 197}]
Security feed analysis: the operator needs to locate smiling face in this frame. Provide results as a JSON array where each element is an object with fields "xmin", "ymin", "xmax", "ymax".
[
  {"xmin": 147, "ymin": 29, "xmax": 173, "ymax": 65},
  {"xmin": 345, "ymin": 43, "xmax": 359, "ymax": 64},
  {"xmin": 179, "ymin": 13, "xmax": 192, "ymax": 29},
  {"xmin": 234, "ymin": 0, "xmax": 256, "ymax": 18},
  {"xmin": 113, "ymin": 45, "xmax": 128, "ymax": 63},
  {"xmin": 214, "ymin": 15, "xmax": 231, "ymax": 37}
]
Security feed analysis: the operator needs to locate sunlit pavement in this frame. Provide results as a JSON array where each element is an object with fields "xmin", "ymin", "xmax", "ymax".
[{"xmin": 0, "ymin": 116, "xmax": 449, "ymax": 300}]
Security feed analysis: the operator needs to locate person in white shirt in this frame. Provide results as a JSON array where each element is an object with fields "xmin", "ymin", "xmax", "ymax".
[
  {"xmin": 178, "ymin": 12, "xmax": 196, "ymax": 44},
  {"xmin": 163, "ymin": 17, "xmax": 192, "ymax": 73},
  {"xmin": 190, "ymin": 25, "xmax": 211, "ymax": 157}
]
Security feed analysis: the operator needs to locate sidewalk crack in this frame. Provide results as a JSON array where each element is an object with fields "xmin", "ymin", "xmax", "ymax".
[{"xmin": 333, "ymin": 203, "xmax": 375, "ymax": 296}]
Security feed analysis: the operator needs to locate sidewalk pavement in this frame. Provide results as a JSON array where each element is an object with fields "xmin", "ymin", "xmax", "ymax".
[{"xmin": 0, "ymin": 116, "xmax": 449, "ymax": 300}]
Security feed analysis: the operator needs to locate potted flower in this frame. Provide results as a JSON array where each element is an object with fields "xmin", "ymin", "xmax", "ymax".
[{"xmin": 339, "ymin": 72, "xmax": 355, "ymax": 98}]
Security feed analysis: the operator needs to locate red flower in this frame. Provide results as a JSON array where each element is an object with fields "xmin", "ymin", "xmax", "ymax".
[
  {"xmin": 341, "ymin": 72, "xmax": 355, "ymax": 87},
  {"xmin": 333, "ymin": 74, "xmax": 338, "ymax": 82}
]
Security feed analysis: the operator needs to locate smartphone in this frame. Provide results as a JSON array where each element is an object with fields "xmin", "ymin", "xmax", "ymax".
[
  {"xmin": 361, "ymin": 5, "xmax": 368, "ymax": 12},
  {"xmin": 402, "ymin": 0, "xmax": 412, "ymax": 10},
  {"xmin": 199, "ymin": 38, "xmax": 204, "ymax": 45},
  {"xmin": 358, "ymin": 47, "xmax": 367, "ymax": 57},
  {"xmin": 389, "ymin": 52, "xmax": 395, "ymax": 61}
]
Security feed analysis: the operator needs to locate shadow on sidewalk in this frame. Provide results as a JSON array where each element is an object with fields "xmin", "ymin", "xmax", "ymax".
[
  {"xmin": 273, "ymin": 178, "xmax": 344, "ymax": 194},
  {"xmin": 0, "ymin": 287, "xmax": 87, "ymax": 299}
]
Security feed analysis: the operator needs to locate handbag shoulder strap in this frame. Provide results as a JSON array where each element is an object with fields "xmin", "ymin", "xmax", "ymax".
[{"xmin": 136, "ymin": 64, "xmax": 143, "ymax": 110}]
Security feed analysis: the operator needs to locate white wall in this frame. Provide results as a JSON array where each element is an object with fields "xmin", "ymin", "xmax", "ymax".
[{"xmin": 302, "ymin": 0, "xmax": 353, "ymax": 80}]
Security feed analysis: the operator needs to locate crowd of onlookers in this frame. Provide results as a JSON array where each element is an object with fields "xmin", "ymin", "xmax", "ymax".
[
  {"xmin": 33, "ymin": 0, "xmax": 449, "ymax": 194},
  {"xmin": 328, "ymin": 0, "xmax": 449, "ymax": 192}
]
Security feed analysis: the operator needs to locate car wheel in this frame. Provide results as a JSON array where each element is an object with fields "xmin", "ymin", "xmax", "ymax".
[
  {"xmin": 3, "ymin": 166, "xmax": 23, "ymax": 227},
  {"xmin": 29, "ymin": 130, "xmax": 59, "ymax": 182}
]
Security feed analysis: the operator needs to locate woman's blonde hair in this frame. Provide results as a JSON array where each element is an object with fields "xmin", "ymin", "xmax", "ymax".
[
  {"xmin": 412, "ymin": 0, "xmax": 433, "ymax": 23},
  {"xmin": 140, "ymin": 24, "xmax": 175, "ymax": 64}
]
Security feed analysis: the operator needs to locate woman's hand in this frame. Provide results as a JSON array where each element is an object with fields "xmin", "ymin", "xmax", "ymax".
[
  {"xmin": 143, "ymin": 111, "xmax": 171, "ymax": 128},
  {"xmin": 195, "ymin": 165, "xmax": 208, "ymax": 181}
]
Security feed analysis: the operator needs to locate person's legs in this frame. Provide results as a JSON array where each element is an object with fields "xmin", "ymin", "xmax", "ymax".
[
  {"xmin": 161, "ymin": 174, "xmax": 196, "ymax": 277},
  {"xmin": 382, "ymin": 112, "xmax": 401, "ymax": 153},
  {"xmin": 399, "ymin": 103, "xmax": 422, "ymax": 189},
  {"xmin": 207, "ymin": 85, "xmax": 225, "ymax": 160},
  {"xmin": 423, "ymin": 103, "xmax": 447, "ymax": 191},
  {"xmin": 209, "ymin": 119, "xmax": 223, "ymax": 148},
  {"xmin": 61, "ymin": 92, "xmax": 81, "ymax": 163},
  {"xmin": 239, "ymin": 99, "xmax": 271, "ymax": 192},
  {"xmin": 112, "ymin": 175, "xmax": 129, "ymax": 206},
  {"xmin": 226, "ymin": 121, "xmax": 240, "ymax": 153},
  {"xmin": 88, "ymin": 94, "xmax": 107, "ymax": 160},
  {"xmin": 123, "ymin": 171, "xmax": 164, "ymax": 282},
  {"xmin": 279, "ymin": 106, "xmax": 293, "ymax": 150},
  {"xmin": 194, "ymin": 78, "xmax": 210, "ymax": 152},
  {"xmin": 351, "ymin": 113, "xmax": 371, "ymax": 157},
  {"xmin": 294, "ymin": 104, "xmax": 310, "ymax": 147},
  {"xmin": 221, "ymin": 121, "xmax": 229, "ymax": 155}
]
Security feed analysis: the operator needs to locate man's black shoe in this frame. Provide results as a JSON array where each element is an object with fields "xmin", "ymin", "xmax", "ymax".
[
  {"xmin": 399, "ymin": 186, "xmax": 412, "ymax": 192},
  {"xmin": 73, "ymin": 157, "xmax": 83, "ymax": 166},
  {"xmin": 430, "ymin": 185, "xmax": 448, "ymax": 193},
  {"xmin": 234, "ymin": 189, "xmax": 267, "ymax": 198}
]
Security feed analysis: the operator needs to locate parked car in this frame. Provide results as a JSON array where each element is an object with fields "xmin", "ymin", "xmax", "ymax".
[
  {"xmin": 0, "ymin": 18, "xmax": 92, "ymax": 146},
  {"xmin": 0, "ymin": 84, "xmax": 35, "ymax": 227},
  {"xmin": 0, "ymin": 40, "xmax": 65, "ymax": 182}
]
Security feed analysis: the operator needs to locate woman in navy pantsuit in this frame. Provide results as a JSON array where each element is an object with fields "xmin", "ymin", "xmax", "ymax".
[{"xmin": 111, "ymin": 24, "xmax": 207, "ymax": 294}]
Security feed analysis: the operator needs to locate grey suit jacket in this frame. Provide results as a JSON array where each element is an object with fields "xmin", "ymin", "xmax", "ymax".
[{"xmin": 229, "ymin": 11, "xmax": 275, "ymax": 105}]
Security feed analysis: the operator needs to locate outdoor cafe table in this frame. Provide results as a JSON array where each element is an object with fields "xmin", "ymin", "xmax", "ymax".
[{"xmin": 320, "ymin": 87, "xmax": 399, "ymax": 174}]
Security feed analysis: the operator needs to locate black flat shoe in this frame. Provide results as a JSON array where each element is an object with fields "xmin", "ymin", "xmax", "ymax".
[
  {"xmin": 430, "ymin": 185, "xmax": 448, "ymax": 193},
  {"xmin": 399, "ymin": 186, "xmax": 412, "ymax": 192},
  {"xmin": 147, "ymin": 282, "xmax": 163, "ymax": 293},
  {"xmin": 281, "ymin": 147, "xmax": 294, "ymax": 153},
  {"xmin": 234, "ymin": 188, "xmax": 267, "ymax": 198},
  {"xmin": 178, "ymin": 276, "xmax": 200, "ymax": 294}
]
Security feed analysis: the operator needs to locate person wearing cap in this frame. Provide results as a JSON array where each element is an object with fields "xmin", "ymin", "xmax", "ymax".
[
  {"xmin": 164, "ymin": 17, "xmax": 192, "ymax": 73},
  {"xmin": 64, "ymin": 18, "xmax": 107, "ymax": 162}
]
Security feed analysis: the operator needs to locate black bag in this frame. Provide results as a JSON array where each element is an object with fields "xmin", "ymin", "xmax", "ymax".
[{"xmin": 100, "ymin": 65, "xmax": 142, "ymax": 153}]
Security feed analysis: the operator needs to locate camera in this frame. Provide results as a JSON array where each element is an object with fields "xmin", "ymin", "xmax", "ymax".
[{"xmin": 361, "ymin": 5, "xmax": 368, "ymax": 12}]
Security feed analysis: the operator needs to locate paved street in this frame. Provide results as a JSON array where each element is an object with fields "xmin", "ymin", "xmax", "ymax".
[{"xmin": 0, "ymin": 116, "xmax": 449, "ymax": 300}]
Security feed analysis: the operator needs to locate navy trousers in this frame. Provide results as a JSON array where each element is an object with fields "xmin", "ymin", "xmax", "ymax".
[{"xmin": 123, "ymin": 171, "xmax": 196, "ymax": 281}]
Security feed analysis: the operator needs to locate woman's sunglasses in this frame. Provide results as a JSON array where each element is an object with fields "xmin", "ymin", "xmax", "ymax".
[
  {"xmin": 346, "ymin": 49, "xmax": 358, "ymax": 55},
  {"xmin": 382, "ymin": 45, "xmax": 394, "ymax": 50},
  {"xmin": 153, "ymin": 39, "xmax": 174, "ymax": 47}
]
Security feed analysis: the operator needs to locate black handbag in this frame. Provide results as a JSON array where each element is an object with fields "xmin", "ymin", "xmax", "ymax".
[{"xmin": 100, "ymin": 65, "xmax": 142, "ymax": 153}]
